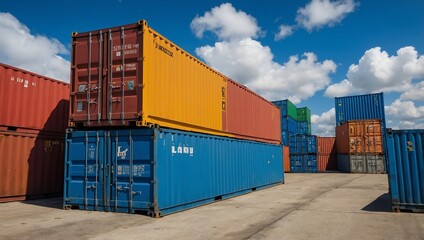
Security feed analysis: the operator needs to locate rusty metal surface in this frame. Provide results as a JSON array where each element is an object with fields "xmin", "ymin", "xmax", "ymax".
[{"xmin": 336, "ymin": 120, "xmax": 383, "ymax": 154}]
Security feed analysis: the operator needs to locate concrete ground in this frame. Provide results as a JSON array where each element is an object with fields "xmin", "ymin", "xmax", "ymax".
[{"xmin": 0, "ymin": 173, "xmax": 423, "ymax": 240}]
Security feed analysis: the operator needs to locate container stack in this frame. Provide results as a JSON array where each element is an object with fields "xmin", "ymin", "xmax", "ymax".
[
  {"xmin": 0, "ymin": 63, "xmax": 69, "ymax": 203},
  {"xmin": 273, "ymin": 100, "xmax": 317, "ymax": 173},
  {"xmin": 317, "ymin": 137, "xmax": 337, "ymax": 172},
  {"xmin": 64, "ymin": 20, "xmax": 284, "ymax": 217},
  {"xmin": 334, "ymin": 93, "xmax": 386, "ymax": 173}
]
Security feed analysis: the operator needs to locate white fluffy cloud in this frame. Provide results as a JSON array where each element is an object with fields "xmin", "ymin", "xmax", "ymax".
[
  {"xmin": 385, "ymin": 99, "xmax": 424, "ymax": 121},
  {"xmin": 190, "ymin": 3, "xmax": 261, "ymax": 41},
  {"xmin": 275, "ymin": 25, "xmax": 294, "ymax": 40},
  {"xmin": 325, "ymin": 46, "xmax": 424, "ymax": 97},
  {"xmin": 296, "ymin": 0, "xmax": 357, "ymax": 31},
  {"xmin": 0, "ymin": 12, "xmax": 70, "ymax": 82},
  {"xmin": 193, "ymin": 4, "xmax": 336, "ymax": 103},
  {"xmin": 400, "ymin": 81, "xmax": 424, "ymax": 101},
  {"xmin": 311, "ymin": 108, "xmax": 335, "ymax": 136}
]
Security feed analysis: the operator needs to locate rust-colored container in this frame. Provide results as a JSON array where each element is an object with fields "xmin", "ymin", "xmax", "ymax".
[
  {"xmin": 317, "ymin": 137, "xmax": 337, "ymax": 171},
  {"xmin": 0, "ymin": 130, "xmax": 64, "ymax": 203},
  {"xmin": 69, "ymin": 21, "xmax": 280, "ymax": 144},
  {"xmin": 0, "ymin": 63, "xmax": 70, "ymax": 133},
  {"xmin": 226, "ymin": 79, "xmax": 281, "ymax": 143},
  {"xmin": 283, "ymin": 146, "xmax": 290, "ymax": 172},
  {"xmin": 335, "ymin": 120, "xmax": 383, "ymax": 154}
]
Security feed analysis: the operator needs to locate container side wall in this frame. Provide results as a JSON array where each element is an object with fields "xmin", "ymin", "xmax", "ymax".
[
  {"xmin": 283, "ymin": 146, "xmax": 290, "ymax": 172},
  {"xmin": 386, "ymin": 129, "xmax": 424, "ymax": 212},
  {"xmin": 226, "ymin": 80, "xmax": 281, "ymax": 144},
  {"xmin": 0, "ymin": 64, "xmax": 69, "ymax": 133},
  {"xmin": 0, "ymin": 131, "xmax": 64, "ymax": 202},
  {"xmin": 335, "ymin": 93, "xmax": 385, "ymax": 126}
]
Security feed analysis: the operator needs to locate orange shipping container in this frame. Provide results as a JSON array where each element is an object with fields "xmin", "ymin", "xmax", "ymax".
[
  {"xmin": 0, "ymin": 63, "xmax": 69, "ymax": 134},
  {"xmin": 283, "ymin": 146, "xmax": 290, "ymax": 172},
  {"xmin": 317, "ymin": 137, "xmax": 337, "ymax": 171},
  {"xmin": 0, "ymin": 130, "xmax": 64, "ymax": 203},
  {"xmin": 70, "ymin": 21, "xmax": 280, "ymax": 144},
  {"xmin": 336, "ymin": 120, "xmax": 383, "ymax": 154}
]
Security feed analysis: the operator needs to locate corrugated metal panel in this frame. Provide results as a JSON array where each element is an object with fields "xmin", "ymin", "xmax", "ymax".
[
  {"xmin": 0, "ymin": 130, "xmax": 64, "ymax": 203},
  {"xmin": 297, "ymin": 122, "xmax": 311, "ymax": 135},
  {"xmin": 70, "ymin": 21, "xmax": 280, "ymax": 144},
  {"xmin": 281, "ymin": 116, "xmax": 297, "ymax": 134},
  {"xmin": 290, "ymin": 155, "xmax": 317, "ymax": 173},
  {"xmin": 386, "ymin": 129, "xmax": 424, "ymax": 212},
  {"xmin": 0, "ymin": 63, "xmax": 69, "ymax": 133},
  {"xmin": 64, "ymin": 128, "xmax": 283, "ymax": 217},
  {"xmin": 335, "ymin": 92, "xmax": 386, "ymax": 127},
  {"xmin": 272, "ymin": 99, "xmax": 298, "ymax": 120},
  {"xmin": 337, "ymin": 154, "xmax": 385, "ymax": 173},
  {"xmin": 283, "ymin": 146, "xmax": 290, "ymax": 172},
  {"xmin": 317, "ymin": 154, "xmax": 337, "ymax": 172},
  {"xmin": 289, "ymin": 135, "xmax": 317, "ymax": 154},
  {"xmin": 336, "ymin": 120, "xmax": 383, "ymax": 154},
  {"xmin": 226, "ymin": 79, "xmax": 281, "ymax": 144},
  {"xmin": 317, "ymin": 137, "xmax": 336, "ymax": 171},
  {"xmin": 297, "ymin": 107, "xmax": 311, "ymax": 123}
]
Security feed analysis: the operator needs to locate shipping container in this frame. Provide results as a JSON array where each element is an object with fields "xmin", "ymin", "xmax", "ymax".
[
  {"xmin": 226, "ymin": 79, "xmax": 281, "ymax": 144},
  {"xmin": 335, "ymin": 92, "xmax": 386, "ymax": 126},
  {"xmin": 282, "ymin": 131, "xmax": 290, "ymax": 146},
  {"xmin": 0, "ymin": 63, "xmax": 69, "ymax": 133},
  {"xmin": 385, "ymin": 129, "xmax": 424, "ymax": 212},
  {"xmin": 317, "ymin": 137, "xmax": 337, "ymax": 171},
  {"xmin": 337, "ymin": 154, "xmax": 385, "ymax": 173},
  {"xmin": 289, "ymin": 134, "xmax": 317, "ymax": 154},
  {"xmin": 281, "ymin": 116, "xmax": 297, "ymax": 134},
  {"xmin": 63, "ymin": 128, "xmax": 283, "ymax": 217},
  {"xmin": 297, "ymin": 121, "xmax": 311, "ymax": 135},
  {"xmin": 297, "ymin": 107, "xmax": 311, "ymax": 123},
  {"xmin": 69, "ymin": 21, "xmax": 280, "ymax": 144},
  {"xmin": 283, "ymin": 146, "xmax": 290, "ymax": 172},
  {"xmin": 336, "ymin": 120, "xmax": 383, "ymax": 154},
  {"xmin": 272, "ymin": 99, "xmax": 298, "ymax": 120},
  {"xmin": 0, "ymin": 130, "xmax": 64, "ymax": 203},
  {"xmin": 290, "ymin": 155, "xmax": 317, "ymax": 173}
]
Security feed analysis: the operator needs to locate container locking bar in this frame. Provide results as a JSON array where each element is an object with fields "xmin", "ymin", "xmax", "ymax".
[
  {"xmin": 108, "ymin": 29, "xmax": 113, "ymax": 124},
  {"xmin": 97, "ymin": 30, "xmax": 103, "ymax": 122},
  {"xmin": 120, "ymin": 26, "xmax": 126, "ymax": 125},
  {"xmin": 87, "ymin": 32, "xmax": 92, "ymax": 125}
]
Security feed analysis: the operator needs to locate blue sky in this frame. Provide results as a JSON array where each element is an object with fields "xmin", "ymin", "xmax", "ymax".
[{"xmin": 1, "ymin": 0, "xmax": 424, "ymax": 135}]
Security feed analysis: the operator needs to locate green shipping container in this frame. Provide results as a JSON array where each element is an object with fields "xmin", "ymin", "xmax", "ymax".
[
  {"xmin": 297, "ymin": 107, "xmax": 311, "ymax": 123},
  {"xmin": 272, "ymin": 100, "xmax": 298, "ymax": 120}
]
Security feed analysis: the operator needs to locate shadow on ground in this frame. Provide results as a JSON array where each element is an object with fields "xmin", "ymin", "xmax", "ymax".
[
  {"xmin": 22, "ymin": 197, "xmax": 63, "ymax": 209},
  {"xmin": 361, "ymin": 193, "xmax": 392, "ymax": 212}
]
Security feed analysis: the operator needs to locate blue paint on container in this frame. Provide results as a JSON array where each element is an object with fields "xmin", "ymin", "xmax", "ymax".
[
  {"xmin": 63, "ymin": 128, "xmax": 284, "ymax": 217},
  {"xmin": 289, "ymin": 134, "xmax": 317, "ymax": 154},
  {"xmin": 386, "ymin": 129, "xmax": 424, "ymax": 212},
  {"xmin": 290, "ymin": 155, "xmax": 317, "ymax": 173}
]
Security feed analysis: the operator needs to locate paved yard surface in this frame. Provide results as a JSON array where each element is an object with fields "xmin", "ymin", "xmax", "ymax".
[{"xmin": 0, "ymin": 173, "xmax": 423, "ymax": 240}]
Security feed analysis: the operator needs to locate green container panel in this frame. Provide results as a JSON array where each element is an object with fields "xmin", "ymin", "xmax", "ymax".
[{"xmin": 297, "ymin": 107, "xmax": 311, "ymax": 123}]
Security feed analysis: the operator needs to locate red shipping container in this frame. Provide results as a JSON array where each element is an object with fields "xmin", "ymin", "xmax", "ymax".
[
  {"xmin": 0, "ymin": 63, "xmax": 70, "ymax": 133},
  {"xmin": 336, "ymin": 120, "xmax": 383, "ymax": 154},
  {"xmin": 283, "ymin": 146, "xmax": 290, "ymax": 172},
  {"xmin": 226, "ymin": 79, "xmax": 281, "ymax": 144},
  {"xmin": 0, "ymin": 130, "xmax": 64, "ymax": 202},
  {"xmin": 317, "ymin": 137, "xmax": 337, "ymax": 171}
]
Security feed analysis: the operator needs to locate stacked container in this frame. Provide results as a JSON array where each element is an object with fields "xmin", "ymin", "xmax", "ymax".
[
  {"xmin": 273, "ymin": 100, "xmax": 297, "ymax": 146},
  {"xmin": 334, "ymin": 93, "xmax": 386, "ymax": 173},
  {"xmin": 0, "ymin": 63, "xmax": 69, "ymax": 202},
  {"xmin": 64, "ymin": 20, "xmax": 283, "ymax": 217},
  {"xmin": 385, "ymin": 129, "xmax": 424, "ymax": 212},
  {"xmin": 289, "ymin": 135, "xmax": 318, "ymax": 172},
  {"xmin": 317, "ymin": 137, "xmax": 337, "ymax": 172}
]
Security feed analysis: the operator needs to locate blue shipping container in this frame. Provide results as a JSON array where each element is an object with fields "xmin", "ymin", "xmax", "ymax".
[
  {"xmin": 289, "ymin": 135, "xmax": 317, "ymax": 154},
  {"xmin": 297, "ymin": 121, "xmax": 311, "ymax": 135},
  {"xmin": 282, "ymin": 131, "xmax": 289, "ymax": 146},
  {"xmin": 290, "ymin": 155, "xmax": 317, "ymax": 173},
  {"xmin": 386, "ymin": 129, "xmax": 424, "ymax": 212},
  {"xmin": 63, "ymin": 128, "xmax": 284, "ymax": 217},
  {"xmin": 335, "ymin": 92, "xmax": 386, "ymax": 128},
  {"xmin": 281, "ymin": 116, "xmax": 297, "ymax": 133}
]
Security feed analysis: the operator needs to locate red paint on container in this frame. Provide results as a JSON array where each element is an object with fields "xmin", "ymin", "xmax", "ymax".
[
  {"xmin": 0, "ymin": 63, "xmax": 69, "ymax": 133},
  {"xmin": 283, "ymin": 146, "xmax": 290, "ymax": 172},
  {"xmin": 317, "ymin": 137, "xmax": 337, "ymax": 171},
  {"xmin": 226, "ymin": 79, "xmax": 281, "ymax": 144},
  {"xmin": 0, "ymin": 130, "xmax": 64, "ymax": 203}
]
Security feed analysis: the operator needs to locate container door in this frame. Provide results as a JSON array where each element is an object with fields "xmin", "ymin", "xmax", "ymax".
[
  {"xmin": 109, "ymin": 129, "xmax": 153, "ymax": 213},
  {"xmin": 64, "ymin": 131, "xmax": 107, "ymax": 210},
  {"xmin": 105, "ymin": 26, "xmax": 142, "ymax": 125}
]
